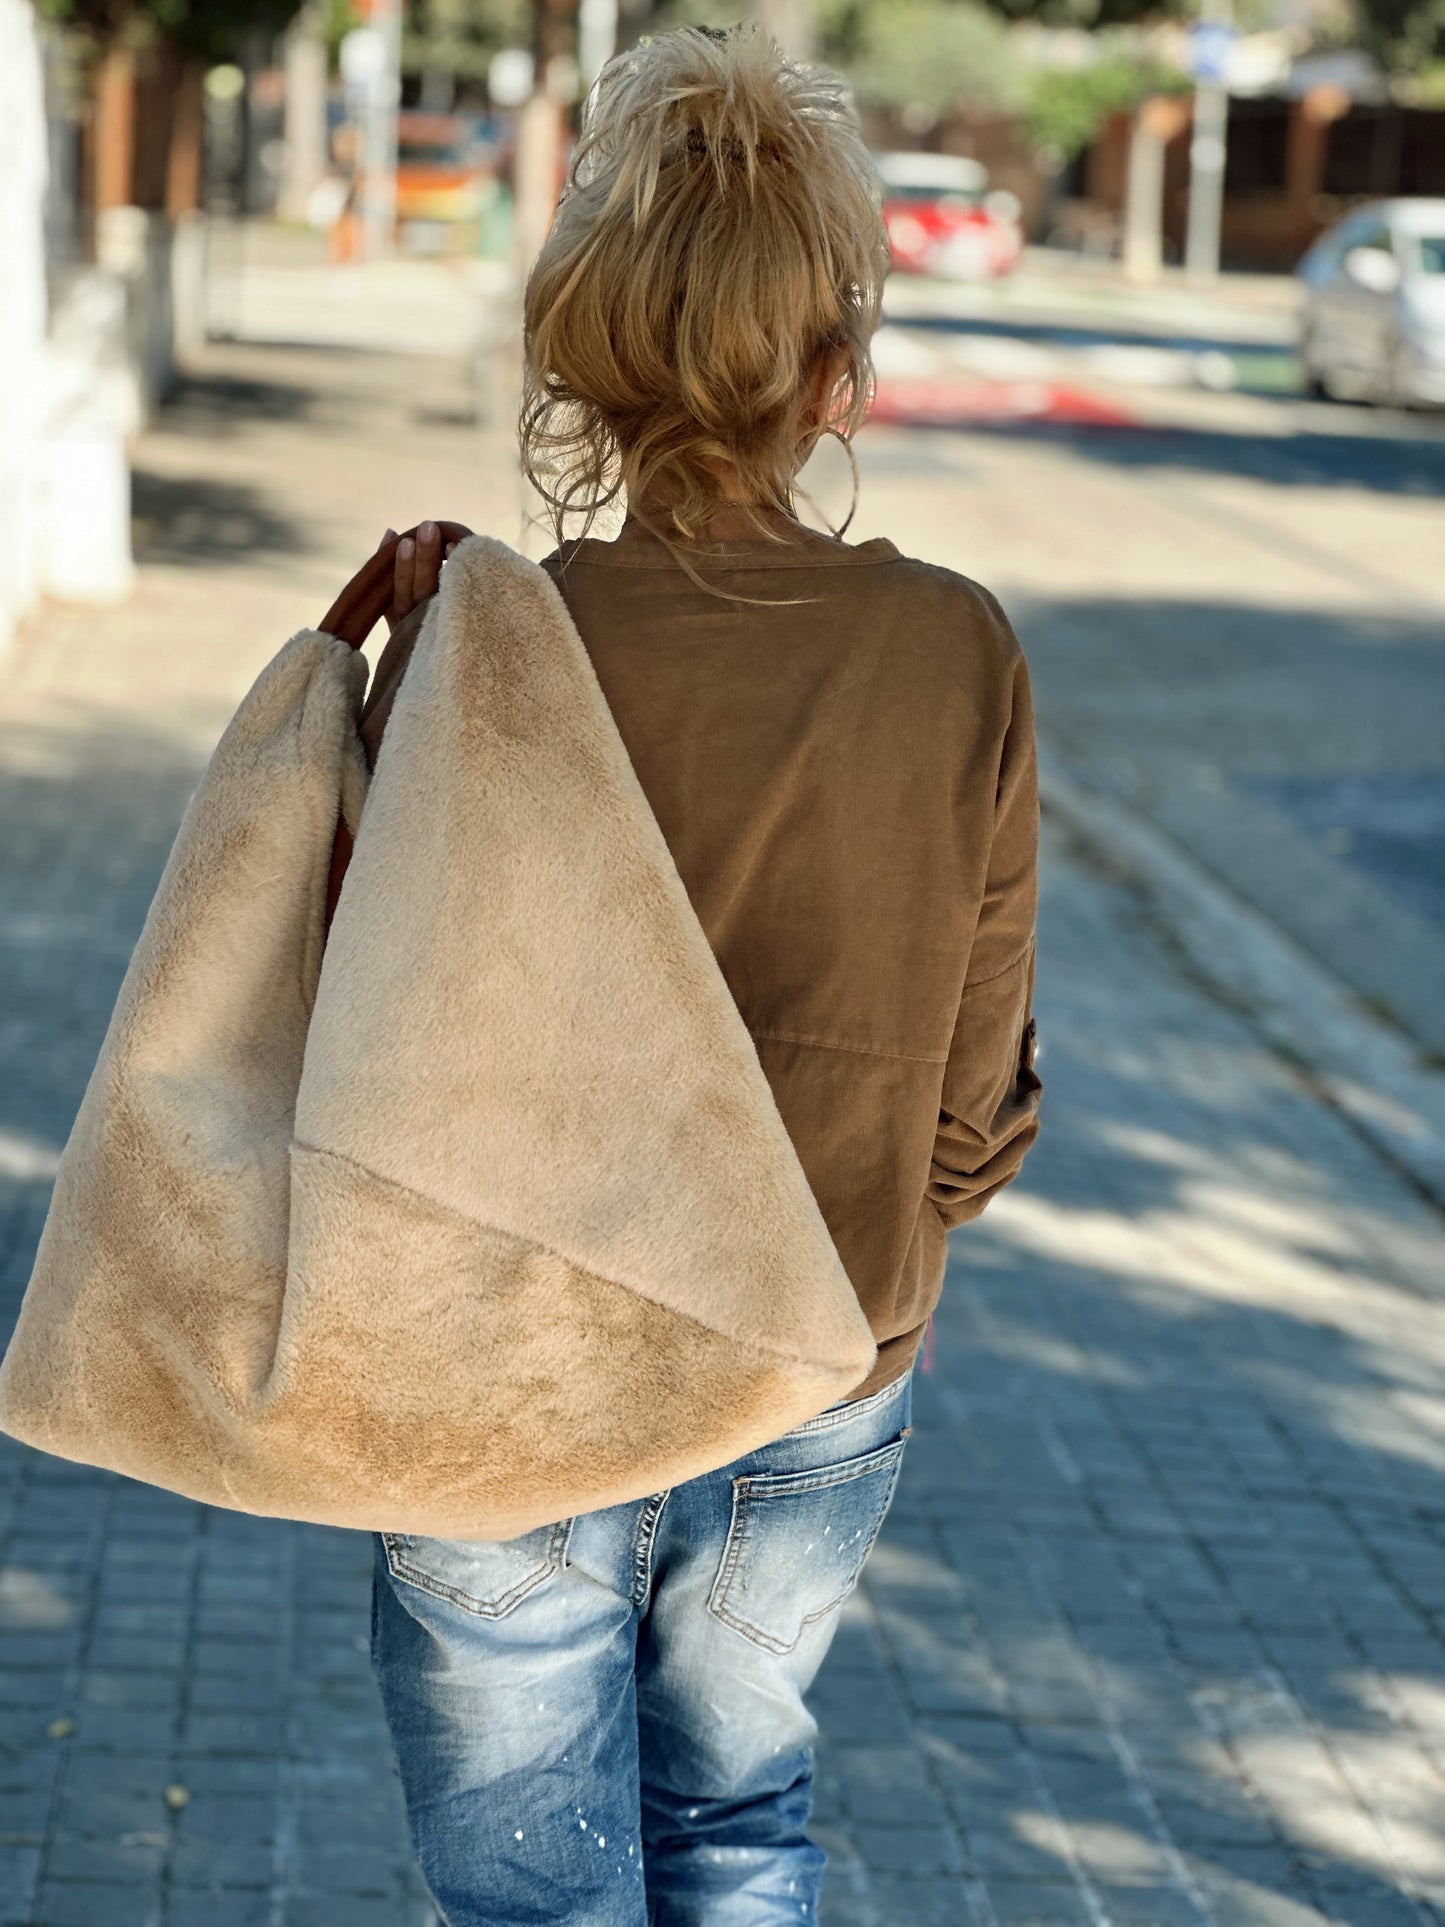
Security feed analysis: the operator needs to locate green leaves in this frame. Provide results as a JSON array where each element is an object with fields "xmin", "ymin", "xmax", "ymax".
[
  {"xmin": 1025, "ymin": 52, "xmax": 1188, "ymax": 161},
  {"xmin": 840, "ymin": 0, "xmax": 1027, "ymax": 114}
]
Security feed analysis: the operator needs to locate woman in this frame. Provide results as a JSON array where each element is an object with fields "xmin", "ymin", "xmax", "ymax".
[{"xmin": 363, "ymin": 24, "xmax": 1042, "ymax": 1926}]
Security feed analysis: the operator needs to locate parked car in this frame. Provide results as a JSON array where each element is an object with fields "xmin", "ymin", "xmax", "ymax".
[
  {"xmin": 1297, "ymin": 199, "xmax": 1445, "ymax": 407},
  {"xmin": 875, "ymin": 151, "xmax": 1024, "ymax": 282}
]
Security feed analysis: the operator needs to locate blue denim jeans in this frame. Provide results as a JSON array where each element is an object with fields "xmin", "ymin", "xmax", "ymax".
[{"xmin": 370, "ymin": 1367, "xmax": 913, "ymax": 1926}]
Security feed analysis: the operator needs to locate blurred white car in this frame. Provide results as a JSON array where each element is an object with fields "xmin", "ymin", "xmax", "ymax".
[{"xmin": 1297, "ymin": 198, "xmax": 1445, "ymax": 406}]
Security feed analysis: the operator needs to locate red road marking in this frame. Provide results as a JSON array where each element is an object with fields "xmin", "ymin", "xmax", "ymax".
[{"xmin": 867, "ymin": 376, "xmax": 1137, "ymax": 429}]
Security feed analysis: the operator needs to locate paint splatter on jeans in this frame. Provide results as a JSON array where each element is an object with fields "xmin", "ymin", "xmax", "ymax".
[{"xmin": 371, "ymin": 1368, "xmax": 913, "ymax": 1926}]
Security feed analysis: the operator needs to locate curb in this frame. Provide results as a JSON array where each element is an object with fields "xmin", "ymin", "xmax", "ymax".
[{"xmin": 1039, "ymin": 746, "xmax": 1445, "ymax": 1225}]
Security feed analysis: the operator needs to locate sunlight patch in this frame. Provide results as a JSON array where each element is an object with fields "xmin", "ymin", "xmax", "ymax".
[
  {"xmin": 0, "ymin": 1129, "xmax": 61, "ymax": 1182},
  {"xmin": 0, "ymin": 1567, "xmax": 78, "ymax": 1629}
]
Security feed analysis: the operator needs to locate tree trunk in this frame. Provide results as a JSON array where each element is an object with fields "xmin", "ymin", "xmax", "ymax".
[
  {"xmin": 167, "ymin": 59, "xmax": 207, "ymax": 217},
  {"xmin": 92, "ymin": 43, "xmax": 137, "ymax": 213}
]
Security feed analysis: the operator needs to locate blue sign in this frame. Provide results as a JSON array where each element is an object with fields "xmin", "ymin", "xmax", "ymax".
[{"xmin": 1189, "ymin": 21, "xmax": 1237, "ymax": 83}]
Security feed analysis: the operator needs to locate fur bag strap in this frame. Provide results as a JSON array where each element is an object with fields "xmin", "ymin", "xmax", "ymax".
[{"xmin": 319, "ymin": 522, "xmax": 473, "ymax": 936}]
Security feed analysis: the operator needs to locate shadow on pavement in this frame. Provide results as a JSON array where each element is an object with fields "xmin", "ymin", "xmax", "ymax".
[
  {"xmin": 938, "ymin": 417, "xmax": 1445, "ymax": 496},
  {"xmin": 131, "ymin": 471, "xmax": 307, "ymax": 567},
  {"xmin": 151, "ymin": 366, "xmax": 330, "ymax": 442},
  {"xmin": 885, "ymin": 309, "xmax": 1288, "ymax": 364}
]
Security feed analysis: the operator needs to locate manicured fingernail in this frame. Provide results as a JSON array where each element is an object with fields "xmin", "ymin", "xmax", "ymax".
[
  {"xmin": 398, "ymin": 537, "xmax": 414, "ymax": 559},
  {"xmin": 382, "ymin": 528, "xmax": 396, "ymax": 544},
  {"xmin": 419, "ymin": 520, "xmax": 437, "ymax": 542},
  {"xmin": 445, "ymin": 542, "xmax": 456, "ymax": 558}
]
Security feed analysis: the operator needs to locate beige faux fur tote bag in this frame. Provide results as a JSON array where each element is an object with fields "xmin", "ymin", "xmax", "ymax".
[{"xmin": 0, "ymin": 532, "xmax": 876, "ymax": 1540}]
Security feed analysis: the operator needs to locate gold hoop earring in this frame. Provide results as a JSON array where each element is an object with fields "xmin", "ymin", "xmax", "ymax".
[
  {"xmin": 793, "ymin": 424, "xmax": 860, "ymax": 541},
  {"xmin": 825, "ymin": 424, "xmax": 861, "ymax": 541}
]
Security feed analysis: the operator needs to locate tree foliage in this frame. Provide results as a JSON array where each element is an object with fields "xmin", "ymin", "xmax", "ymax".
[
  {"xmin": 1026, "ymin": 51, "xmax": 1187, "ymax": 159},
  {"xmin": 401, "ymin": 0, "xmax": 530, "ymax": 83},
  {"xmin": 979, "ymin": 0, "xmax": 1182, "ymax": 27},
  {"xmin": 1349, "ymin": 0, "xmax": 1445, "ymax": 69},
  {"xmin": 979, "ymin": 0, "xmax": 1442, "ymax": 68},
  {"xmin": 823, "ymin": 0, "xmax": 1025, "ymax": 111},
  {"xmin": 34, "ymin": 0, "xmax": 304, "ymax": 57}
]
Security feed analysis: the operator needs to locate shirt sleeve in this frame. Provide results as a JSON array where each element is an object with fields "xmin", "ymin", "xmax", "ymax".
[{"xmin": 926, "ymin": 638, "xmax": 1043, "ymax": 1231}]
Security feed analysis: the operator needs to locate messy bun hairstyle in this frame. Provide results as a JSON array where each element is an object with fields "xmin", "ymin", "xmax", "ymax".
[{"xmin": 520, "ymin": 23, "xmax": 889, "ymax": 554}]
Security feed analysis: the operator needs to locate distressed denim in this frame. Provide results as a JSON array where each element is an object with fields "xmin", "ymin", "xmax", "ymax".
[{"xmin": 370, "ymin": 1367, "xmax": 913, "ymax": 1927}]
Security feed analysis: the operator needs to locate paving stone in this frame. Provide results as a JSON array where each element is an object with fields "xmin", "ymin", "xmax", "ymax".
[
  {"xmin": 1150, "ymin": 1795, "xmax": 1282, "ymax": 1851},
  {"xmin": 166, "ymin": 1758, "xmax": 277, "ymax": 1797},
  {"xmin": 0, "ymin": 1671, "xmax": 71, "ymax": 1712},
  {"xmin": 44, "ymin": 1834, "xmax": 167, "ymax": 1884},
  {"xmin": 32, "ymin": 1880, "xmax": 162, "ymax": 1927},
  {"xmin": 980, "ymin": 1877, "xmax": 1095, "ymax": 1924},
  {"xmin": 1197, "ymin": 1870, "xmax": 1341, "ymax": 1927},
  {"xmin": 966, "ymin": 1831, "xmax": 1074, "ymax": 1882},
  {"xmin": 79, "ymin": 1674, "xmax": 182, "ymax": 1713},
  {"xmin": 1093, "ymin": 1883, "xmax": 1211, "ymax": 1924},
  {"xmin": 1312, "ymin": 1889, "xmax": 1437, "ymax": 1927},
  {"xmin": 165, "ymin": 1894, "xmax": 273, "ymax": 1927},
  {"xmin": 86, "ymin": 1639, "xmax": 187, "ymax": 1674},
  {"xmin": 171, "ymin": 1835, "xmax": 275, "ymax": 1887},
  {"xmin": 54, "ymin": 1761, "xmax": 172, "ymax": 1836},
  {"xmin": 177, "ymin": 1714, "xmax": 289, "ymax": 1755},
  {"xmin": 853, "ymin": 1874, "xmax": 983, "ymax": 1926},
  {"xmin": 848, "ymin": 1821, "xmax": 967, "ymax": 1875},
  {"xmin": 173, "ymin": 1794, "xmax": 275, "ymax": 1843},
  {"xmin": 285, "ymin": 1895, "xmax": 405, "ymax": 1927},
  {"xmin": 833, "ymin": 1745, "xmax": 953, "ymax": 1830},
  {"xmin": 0, "ymin": 1843, "xmax": 41, "ymax": 1916}
]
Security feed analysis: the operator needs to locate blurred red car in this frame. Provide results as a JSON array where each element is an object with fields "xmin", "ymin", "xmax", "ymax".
[{"xmin": 876, "ymin": 151, "xmax": 1024, "ymax": 281}]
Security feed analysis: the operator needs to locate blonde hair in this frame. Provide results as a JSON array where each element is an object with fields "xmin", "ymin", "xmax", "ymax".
[{"xmin": 520, "ymin": 23, "xmax": 888, "ymax": 559}]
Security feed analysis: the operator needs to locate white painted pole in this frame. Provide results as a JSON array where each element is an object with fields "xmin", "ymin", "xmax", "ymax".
[
  {"xmin": 280, "ymin": 2, "xmax": 329, "ymax": 224},
  {"xmin": 1185, "ymin": 0, "xmax": 1232, "ymax": 282},
  {"xmin": 362, "ymin": 0, "xmax": 401, "ymax": 261},
  {"xmin": 756, "ymin": 0, "xmax": 817, "ymax": 60},
  {"xmin": 577, "ymin": 0, "xmax": 616, "ymax": 91},
  {"xmin": 0, "ymin": 0, "xmax": 49, "ymax": 652},
  {"xmin": 1123, "ymin": 109, "xmax": 1166, "ymax": 284}
]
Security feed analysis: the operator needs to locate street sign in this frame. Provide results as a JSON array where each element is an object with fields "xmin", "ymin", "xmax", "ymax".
[{"xmin": 1189, "ymin": 20, "xmax": 1238, "ymax": 85}]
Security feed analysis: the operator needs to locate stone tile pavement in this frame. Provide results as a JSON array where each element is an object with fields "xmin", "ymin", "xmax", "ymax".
[{"xmin": 0, "ymin": 326, "xmax": 1443, "ymax": 1925}]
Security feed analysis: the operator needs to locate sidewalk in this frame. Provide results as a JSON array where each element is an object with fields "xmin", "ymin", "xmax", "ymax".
[{"xmin": 0, "ymin": 314, "xmax": 1443, "ymax": 1927}]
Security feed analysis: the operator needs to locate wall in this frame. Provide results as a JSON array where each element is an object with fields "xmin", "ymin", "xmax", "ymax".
[
  {"xmin": 0, "ymin": 0, "xmax": 48, "ymax": 659},
  {"xmin": 1082, "ymin": 94, "xmax": 1445, "ymax": 273}
]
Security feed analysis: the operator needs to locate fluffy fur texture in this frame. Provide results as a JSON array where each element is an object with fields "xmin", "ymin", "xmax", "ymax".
[{"xmin": 0, "ymin": 537, "xmax": 875, "ymax": 1538}]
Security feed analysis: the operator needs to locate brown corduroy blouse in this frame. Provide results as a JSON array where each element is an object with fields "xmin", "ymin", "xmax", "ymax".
[{"xmin": 360, "ymin": 522, "xmax": 1042, "ymax": 1400}]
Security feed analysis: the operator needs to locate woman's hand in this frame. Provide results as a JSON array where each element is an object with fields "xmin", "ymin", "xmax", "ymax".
[{"xmin": 380, "ymin": 521, "xmax": 469, "ymax": 633}]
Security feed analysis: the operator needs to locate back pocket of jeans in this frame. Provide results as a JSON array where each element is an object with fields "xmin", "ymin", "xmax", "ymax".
[
  {"xmin": 381, "ymin": 1519, "xmax": 571, "ymax": 1619},
  {"xmin": 707, "ymin": 1434, "xmax": 909, "ymax": 1656}
]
